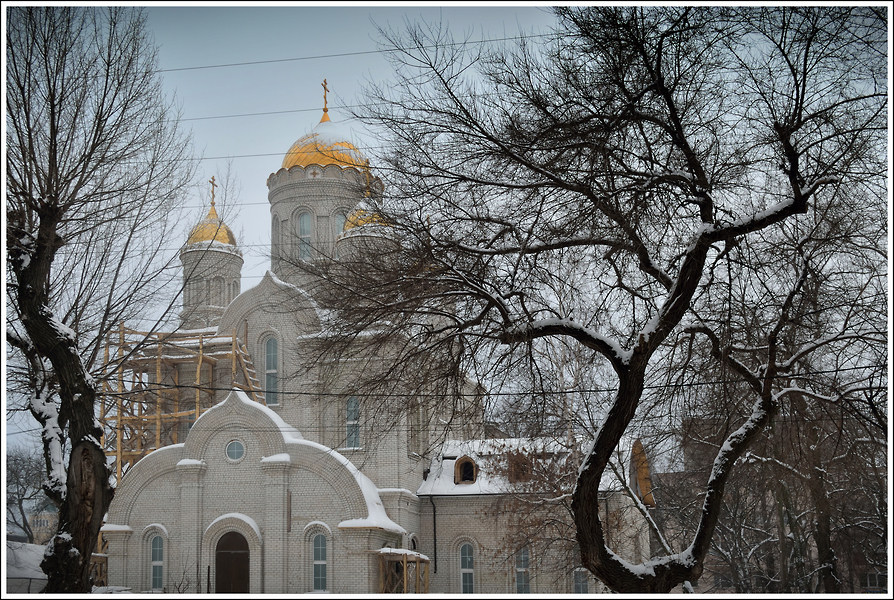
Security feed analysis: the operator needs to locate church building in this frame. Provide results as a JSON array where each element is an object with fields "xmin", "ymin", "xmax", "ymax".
[{"xmin": 99, "ymin": 89, "xmax": 653, "ymax": 594}]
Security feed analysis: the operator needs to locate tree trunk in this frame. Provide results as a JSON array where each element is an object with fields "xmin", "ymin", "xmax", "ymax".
[
  {"xmin": 11, "ymin": 209, "xmax": 115, "ymax": 593},
  {"xmin": 809, "ymin": 462, "xmax": 840, "ymax": 592},
  {"xmin": 42, "ymin": 442, "xmax": 114, "ymax": 592}
]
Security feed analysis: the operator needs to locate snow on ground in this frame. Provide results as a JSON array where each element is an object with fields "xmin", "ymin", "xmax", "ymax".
[{"xmin": 6, "ymin": 541, "xmax": 47, "ymax": 593}]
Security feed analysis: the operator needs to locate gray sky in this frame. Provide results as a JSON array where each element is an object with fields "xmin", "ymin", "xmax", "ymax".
[
  {"xmin": 148, "ymin": 4, "xmax": 557, "ymax": 287},
  {"xmin": 4, "ymin": 4, "xmax": 558, "ymax": 448}
]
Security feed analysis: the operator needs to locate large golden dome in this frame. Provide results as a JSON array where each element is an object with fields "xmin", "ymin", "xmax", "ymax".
[
  {"xmin": 187, "ymin": 201, "xmax": 237, "ymax": 246},
  {"xmin": 281, "ymin": 112, "xmax": 369, "ymax": 171}
]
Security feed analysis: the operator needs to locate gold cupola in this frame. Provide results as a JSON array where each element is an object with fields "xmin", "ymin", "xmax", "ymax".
[
  {"xmin": 187, "ymin": 177, "xmax": 237, "ymax": 246},
  {"xmin": 343, "ymin": 201, "xmax": 389, "ymax": 233},
  {"xmin": 281, "ymin": 79, "xmax": 370, "ymax": 171}
]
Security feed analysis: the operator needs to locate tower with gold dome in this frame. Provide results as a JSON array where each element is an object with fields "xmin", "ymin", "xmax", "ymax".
[
  {"xmin": 180, "ymin": 177, "xmax": 243, "ymax": 329},
  {"xmin": 266, "ymin": 81, "xmax": 384, "ymax": 284}
]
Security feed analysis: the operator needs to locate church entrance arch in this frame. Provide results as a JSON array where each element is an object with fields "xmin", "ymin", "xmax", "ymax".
[{"xmin": 215, "ymin": 531, "xmax": 249, "ymax": 593}]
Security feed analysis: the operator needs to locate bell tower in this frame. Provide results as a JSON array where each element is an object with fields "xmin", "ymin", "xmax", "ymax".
[
  {"xmin": 180, "ymin": 177, "xmax": 243, "ymax": 329},
  {"xmin": 266, "ymin": 80, "xmax": 384, "ymax": 286}
]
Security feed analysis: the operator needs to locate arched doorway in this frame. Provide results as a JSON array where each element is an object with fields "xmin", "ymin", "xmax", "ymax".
[{"xmin": 215, "ymin": 531, "xmax": 249, "ymax": 593}]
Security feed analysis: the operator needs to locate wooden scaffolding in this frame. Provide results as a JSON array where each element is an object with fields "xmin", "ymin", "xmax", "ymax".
[
  {"xmin": 377, "ymin": 548, "xmax": 431, "ymax": 593},
  {"xmin": 98, "ymin": 323, "xmax": 265, "ymax": 482}
]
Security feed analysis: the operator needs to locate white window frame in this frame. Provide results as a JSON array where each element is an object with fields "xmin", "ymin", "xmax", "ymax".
[
  {"xmin": 515, "ymin": 547, "xmax": 530, "ymax": 593},
  {"xmin": 312, "ymin": 533, "xmax": 327, "ymax": 591},
  {"xmin": 297, "ymin": 211, "xmax": 313, "ymax": 260},
  {"xmin": 460, "ymin": 543, "xmax": 474, "ymax": 594},
  {"xmin": 225, "ymin": 439, "xmax": 245, "ymax": 462},
  {"xmin": 150, "ymin": 535, "xmax": 164, "ymax": 591},
  {"xmin": 345, "ymin": 396, "xmax": 360, "ymax": 448},
  {"xmin": 264, "ymin": 336, "xmax": 279, "ymax": 406}
]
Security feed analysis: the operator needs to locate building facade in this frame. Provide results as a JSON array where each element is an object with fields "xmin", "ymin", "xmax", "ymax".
[{"xmin": 101, "ymin": 103, "xmax": 652, "ymax": 594}]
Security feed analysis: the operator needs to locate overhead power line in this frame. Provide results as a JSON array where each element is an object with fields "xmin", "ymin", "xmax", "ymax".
[
  {"xmin": 157, "ymin": 34, "xmax": 552, "ymax": 73},
  {"xmin": 94, "ymin": 363, "xmax": 882, "ymax": 399}
]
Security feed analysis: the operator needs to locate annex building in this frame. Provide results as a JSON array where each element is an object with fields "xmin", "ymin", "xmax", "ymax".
[{"xmin": 98, "ymin": 95, "xmax": 653, "ymax": 594}]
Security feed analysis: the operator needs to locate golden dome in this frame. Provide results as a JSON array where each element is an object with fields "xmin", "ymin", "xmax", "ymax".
[
  {"xmin": 187, "ymin": 201, "xmax": 237, "ymax": 246},
  {"xmin": 281, "ymin": 113, "xmax": 370, "ymax": 171},
  {"xmin": 343, "ymin": 202, "xmax": 389, "ymax": 232}
]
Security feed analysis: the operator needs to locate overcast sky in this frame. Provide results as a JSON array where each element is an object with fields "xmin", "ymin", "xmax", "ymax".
[
  {"xmin": 147, "ymin": 4, "xmax": 558, "ymax": 286},
  {"xmin": 4, "ymin": 4, "xmax": 558, "ymax": 448}
]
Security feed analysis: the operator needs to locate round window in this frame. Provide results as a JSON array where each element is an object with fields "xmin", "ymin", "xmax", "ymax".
[{"xmin": 225, "ymin": 440, "xmax": 245, "ymax": 461}]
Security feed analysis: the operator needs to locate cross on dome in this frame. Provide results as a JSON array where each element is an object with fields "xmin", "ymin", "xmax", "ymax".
[
  {"xmin": 209, "ymin": 175, "xmax": 217, "ymax": 206},
  {"xmin": 320, "ymin": 78, "xmax": 330, "ymax": 123},
  {"xmin": 186, "ymin": 174, "xmax": 237, "ymax": 246}
]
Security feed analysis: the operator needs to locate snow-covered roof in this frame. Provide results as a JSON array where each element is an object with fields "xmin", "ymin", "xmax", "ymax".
[
  {"xmin": 377, "ymin": 547, "xmax": 430, "ymax": 562},
  {"xmin": 417, "ymin": 437, "xmax": 573, "ymax": 496},
  {"xmin": 416, "ymin": 436, "xmax": 639, "ymax": 497}
]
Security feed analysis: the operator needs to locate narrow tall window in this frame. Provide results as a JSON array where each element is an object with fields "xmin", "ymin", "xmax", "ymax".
[
  {"xmin": 460, "ymin": 543, "xmax": 474, "ymax": 593},
  {"xmin": 212, "ymin": 277, "xmax": 223, "ymax": 306},
  {"xmin": 265, "ymin": 337, "xmax": 278, "ymax": 405},
  {"xmin": 150, "ymin": 535, "xmax": 163, "ymax": 591},
  {"xmin": 272, "ymin": 215, "xmax": 280, "ymax": 262},
  {"xmin": 515, "ymin": 547, "xmax": 531, "ymax": 593},
  {"xmin": 313, "ymin": 534, "xmax": 327, "ymax": 591},
  {"xmin": 298, "ymin": 212, "xmax": 312, "ymax": 260},
  {"xmin": 346, "ymin": 396, "xmax": 360, "ymax": 448}
]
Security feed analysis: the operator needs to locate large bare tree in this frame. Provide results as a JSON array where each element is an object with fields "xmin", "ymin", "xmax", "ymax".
[
  {"xmin": 6, "ymin": 7, "xmax": 194, "ymax": 592},
  {"xmin": 295, "ymin": 6, "xmax": 886, "ymax": 593}
]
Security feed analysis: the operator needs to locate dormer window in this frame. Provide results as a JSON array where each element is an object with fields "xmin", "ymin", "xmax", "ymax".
[{"xmin": 454, "ymin": 456, "xmax": 477, "ymax": 484}]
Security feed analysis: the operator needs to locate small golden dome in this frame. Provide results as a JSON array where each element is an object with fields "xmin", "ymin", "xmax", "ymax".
[
  {"xmin": 343, "ymin": 202, "xmax": 389, "ymax": 232},
  {"xmin": 187, "ymin": 201, "xmax": 237, "ymax": 246}
]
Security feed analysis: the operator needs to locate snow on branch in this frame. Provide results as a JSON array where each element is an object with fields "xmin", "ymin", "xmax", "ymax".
[{"xmin": 501, "ymin": 317, "xmax": 631, "ymax": 368}]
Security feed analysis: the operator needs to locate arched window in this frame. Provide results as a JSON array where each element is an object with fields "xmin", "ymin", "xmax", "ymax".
[
  {"xmin": 345, "ymin": 396, "xmax": 360, "ymax": 448},
  {"xmin": 212, "ymin": 277, "xmax": 224, "ymax": 306},
  {"xmin": 264, "ymin": 337, "xmax": 279, "ymax": 405},
  {"xmin": 297, "ymin": 211, "xmax": 312, "ymax": 260},
  {"xmin": 460, "ymin": 543, "xmax": 474, "ymax": 593},
  {"xmin": 150, "ymin": 535, "xmax": 164, "ymax": 591},
  {"xmin": 455, "ymin": 456, "xmax": 477, "ymax": 484},
  {"xmin": 312, "ymin": 533, "xmax": 327, "ymax": 591},
  {"xmin": 515, "ymin": 547, "xmax": 531, "ymax": 593},
  {"xmin": 333, "ymin": 210, "xmax": 347, "ymax": 238}
]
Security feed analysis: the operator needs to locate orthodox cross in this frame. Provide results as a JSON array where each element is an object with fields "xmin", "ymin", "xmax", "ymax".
[
  {"xmin": 322, "ymin": 79, "xmax": 329, "ymax": 114},
  {"xmin": 209, "ymin": 176, "xmax": 217, "ymax": 206}
]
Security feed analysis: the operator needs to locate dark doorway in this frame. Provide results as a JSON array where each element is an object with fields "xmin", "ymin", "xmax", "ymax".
[{"xmin": 215, "ymin": 531, "xmax": 249, "ymax": 593}]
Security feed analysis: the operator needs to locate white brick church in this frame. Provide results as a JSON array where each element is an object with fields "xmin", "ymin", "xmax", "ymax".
[{"xmin": 100, "ymin": 97, "xmax": 652, "ymax": 594}]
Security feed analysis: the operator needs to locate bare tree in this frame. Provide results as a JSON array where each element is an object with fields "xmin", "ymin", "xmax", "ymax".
[
  {"xmin": 293, "ymin": 6, "xmax": 886, "ymax": 592},
  {"xmin": 6, "ymin": 446, "xmax": 53, "ymax": 544},
  {"xmin": 6, "ymin": 7, "xmax": 194, "ymax": 592}
]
